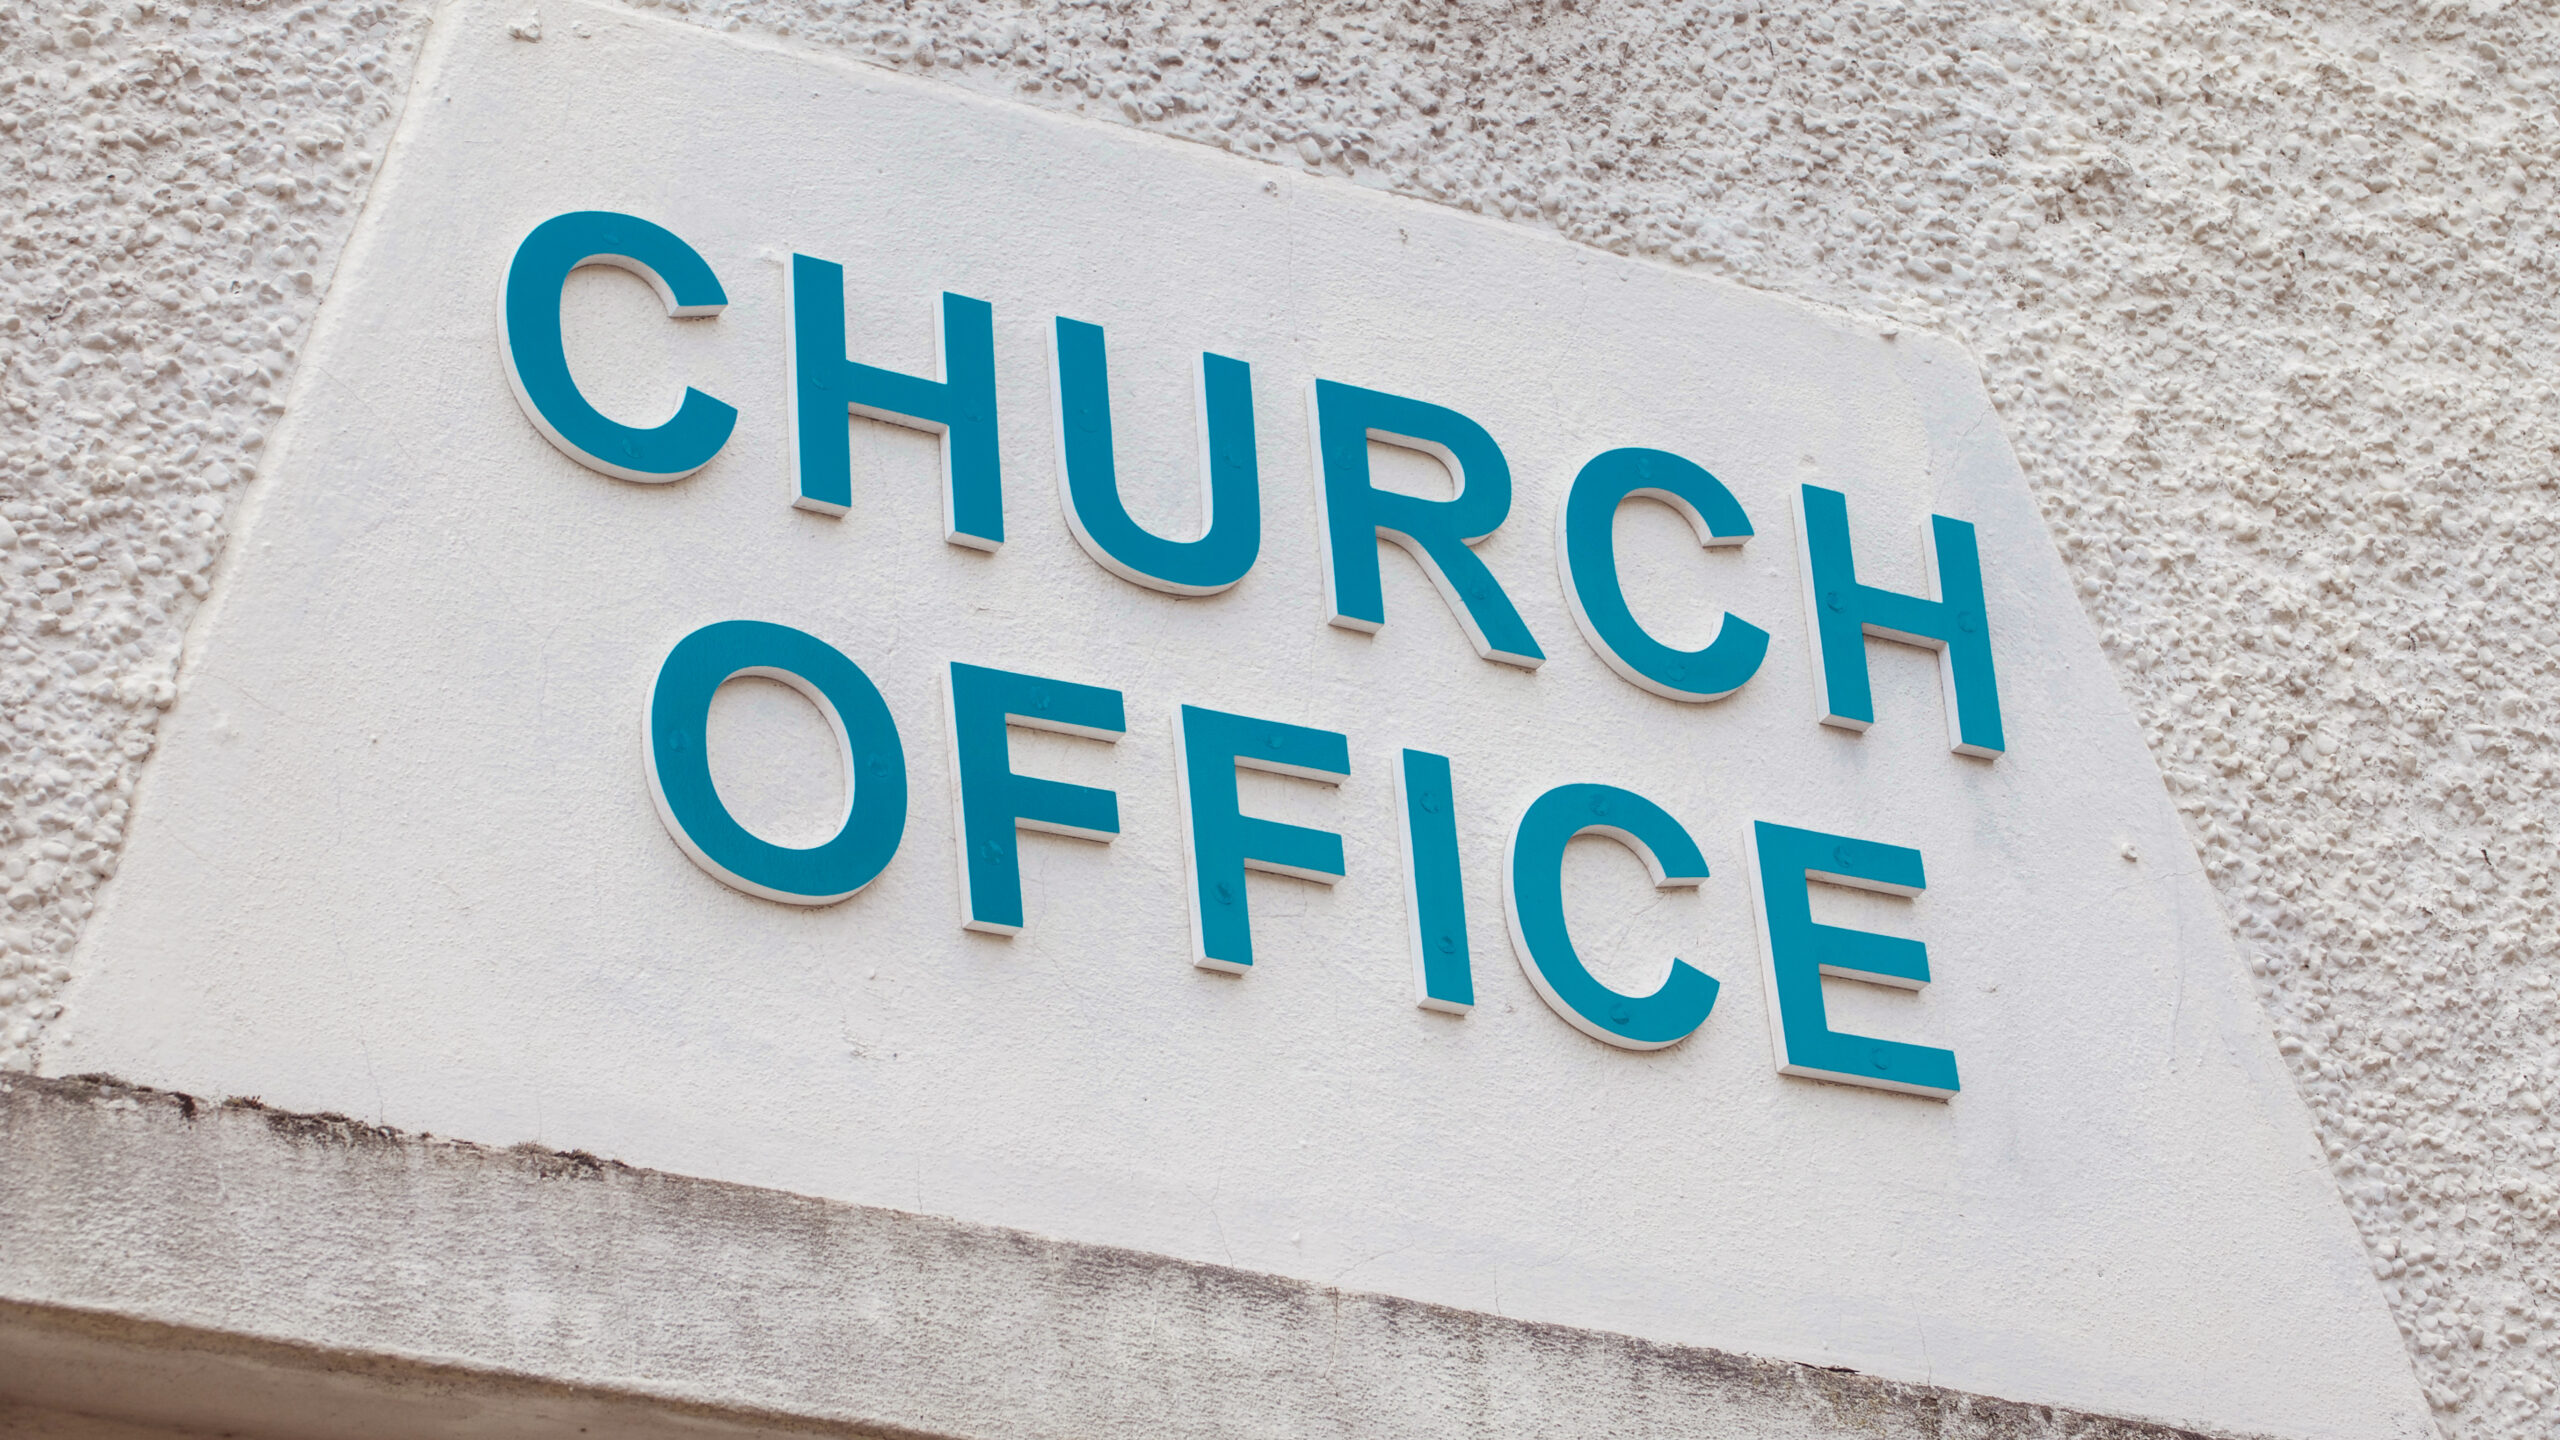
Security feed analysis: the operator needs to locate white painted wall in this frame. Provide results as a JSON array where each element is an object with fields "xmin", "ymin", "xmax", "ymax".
[
  {"xmin": 4, "ymin": 0, "xmax": 2556, "ymax": 1434},
  {"xmin": 35, "ymin": 6, "xmax": 2424, "ymax": 1434}
]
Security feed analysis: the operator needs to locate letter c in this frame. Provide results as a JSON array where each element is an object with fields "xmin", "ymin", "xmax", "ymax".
[
  {"xmin": 1503, "ymin": 782, "xmax": 1718, "ymax": 1050},
  {"xmin": 500, "ymin": 210, "xmax": 738, "ymax": 482},
  {"xmin": 1556, "ymin": 447, "xmax": 1768, "ymax": 701}
]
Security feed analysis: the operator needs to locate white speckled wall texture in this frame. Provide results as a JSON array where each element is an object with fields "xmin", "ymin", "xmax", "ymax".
[{"xmin": 2, "ymin": 0, "xmax": 2553, "ymax": 1433}]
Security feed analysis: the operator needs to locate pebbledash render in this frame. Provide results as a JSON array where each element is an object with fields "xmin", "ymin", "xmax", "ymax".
[{"xmin": 1, "ymin": 0, "xmax": 2556, "ymax": 1438}]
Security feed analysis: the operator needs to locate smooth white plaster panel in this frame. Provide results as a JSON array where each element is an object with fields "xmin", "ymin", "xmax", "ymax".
[{"xmin": 46, "ymin": 5, "xmax": 2428, "ymax": 1435}]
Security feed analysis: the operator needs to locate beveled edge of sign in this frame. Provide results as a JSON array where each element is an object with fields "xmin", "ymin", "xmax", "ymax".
[{"xmin": 0, "ymin": 1073, "xmax": 2253, "ymax": 1440}]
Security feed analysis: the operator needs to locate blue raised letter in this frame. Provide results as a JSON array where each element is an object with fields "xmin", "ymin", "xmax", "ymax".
[
  {"xmin": 1557, "ymin": 447, "xmax": 1769, "ymax": 701},
  {"xmin": 1051, "ymin": 318, "xmax": 1261, "ymax": 594},
  {"xmin": 1307, "ymin": 379, "xmax": 1543, "ymax": 668},
  {"xmin": 1395, "ymin": 748, "xmax": 1472, "ymax": 1012},
  {"xmin": 944, "ymin": 662, "xmax": 1125, "ymax": 935},
  {"xmin": 1747, "ymin": 820, "xmax": 1958, "ymax": 1098},
  {"xmin": 1795, "ymin": 484, "xmax": 2004, "ymax": 757},
  {"xmin": 500, "ymin": 211, "xmax": 735, "ymax": 482},
  {"xmin": 646, "ymin": 621, "xmax": 906, "ymax": 905},
  {"xmin": 1174, "ymin": 705, "xmax": 1349, "ymax": 973},
  {"xmin": 788, "ymin": 254, "xmax": 1002, "ymax": 547},
  {"xmin": 1503, "ymin": 783, "xmax": 1716, "ymax": 1050}
]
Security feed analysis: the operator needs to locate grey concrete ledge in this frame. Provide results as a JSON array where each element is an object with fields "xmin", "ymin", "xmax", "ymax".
[{"xmin": 0, "ymin": 1074, "xmax": 2233, "ymax": 1440}]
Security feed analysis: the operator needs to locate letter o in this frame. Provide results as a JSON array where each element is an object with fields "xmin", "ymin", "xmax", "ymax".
[{"xmin": 645, "ymin": 620, "xmax": 907, "ymax": 904}]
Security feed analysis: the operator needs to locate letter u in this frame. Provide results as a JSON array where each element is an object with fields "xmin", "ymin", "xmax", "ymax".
[{"xmin": 1050, "ymin": 316, "xmax": 1261, "ymax": 596}]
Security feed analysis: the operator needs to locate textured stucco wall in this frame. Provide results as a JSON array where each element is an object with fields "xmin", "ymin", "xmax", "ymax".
[
  {"xmin": 31, "ymin": 5, "xmax": 2428, "ymax": 1427},
  {"xmin": 2, "ymin": 0, "xmax": 2556, "ymax": 1434}
]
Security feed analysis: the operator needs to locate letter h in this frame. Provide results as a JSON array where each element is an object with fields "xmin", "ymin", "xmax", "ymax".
[
  {"xmin": 787, "ymin": 254, "xmax": 1002, "ymax": 548},
  {"xmin": 1794, "ymin": 484, "xmax": 2004, "ymax": 758}
]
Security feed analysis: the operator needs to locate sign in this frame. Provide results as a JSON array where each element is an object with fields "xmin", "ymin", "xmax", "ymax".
[{"xmin": 48, "ymin": 4, "xmax": 2424, "ymax": 1433}]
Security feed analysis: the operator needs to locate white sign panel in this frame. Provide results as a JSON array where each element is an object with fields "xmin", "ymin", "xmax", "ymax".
[{"xmin": 50, "ymin": 4, "xmax": 2425, "ymax": 1434}]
